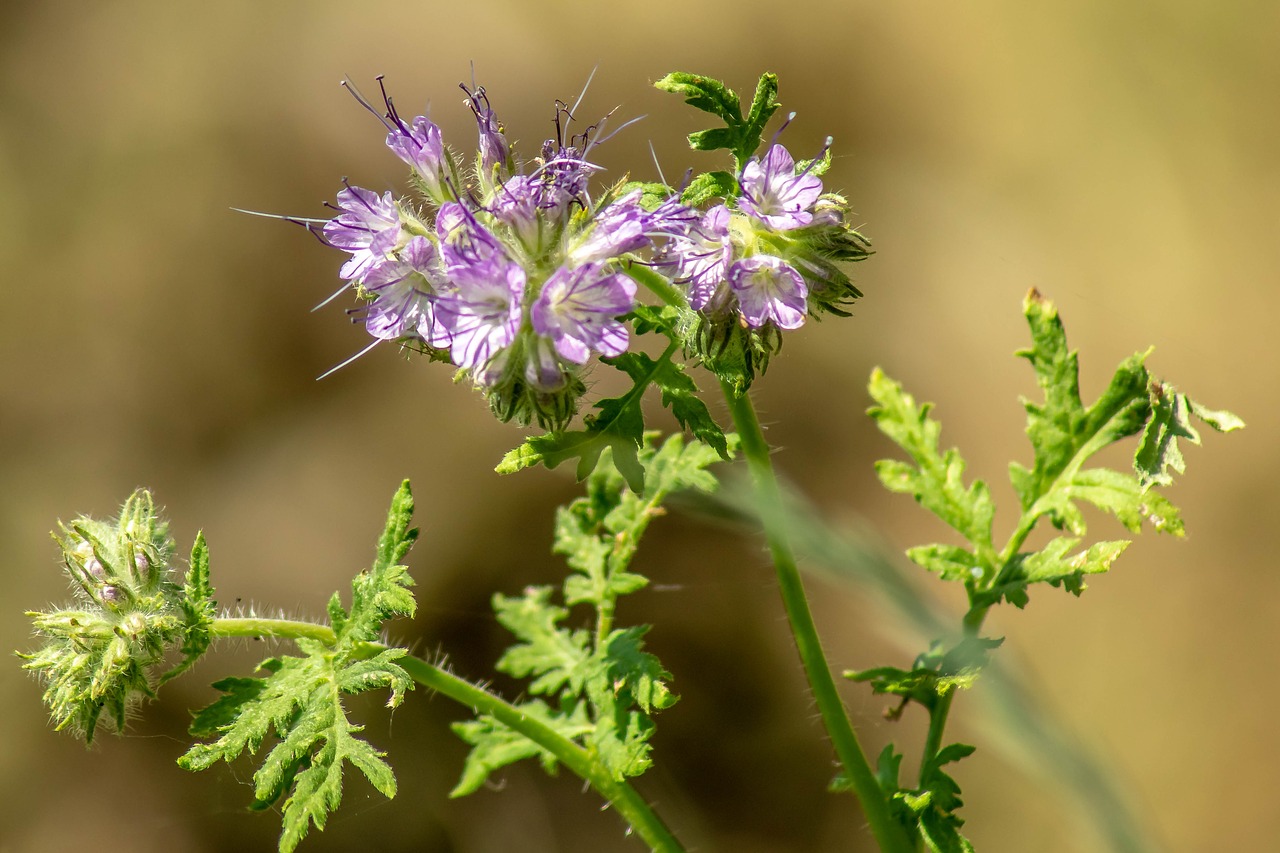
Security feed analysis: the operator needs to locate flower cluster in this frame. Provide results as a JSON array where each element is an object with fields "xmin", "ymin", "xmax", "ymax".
[
  {"xmin": 316, "ymin": 75, "xmax": 870, "ymax": 423},
  {"xmin": 659, "ymin": 132, "xmax": 870, "ymax": 380},
  {"xmin": 321, "ymin": 79, "xmax": 689, "ymax": 428}
]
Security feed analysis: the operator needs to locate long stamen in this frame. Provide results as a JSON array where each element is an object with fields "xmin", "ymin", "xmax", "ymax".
[
  {"xmin": 377, "ymin": 75, "xmax": 414, "ymax": 138},
  {"xmin": 341, "ymin": 78, "xmax": 395, "ymax": 132},
  {"xmin": 316, "ymin": 339, "xmax": 381, "ymax": 380}
]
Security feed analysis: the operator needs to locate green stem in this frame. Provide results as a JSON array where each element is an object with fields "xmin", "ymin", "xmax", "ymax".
[
  {"xmin": 927, "ymin": 504, "xmax": 1044, "ymax": 783},
  {"xmin": 212, "ymin": 617, "xmax": 338, "ymax": 644},
  {"xmin": 720, "ymin": 383, "xmax": 915, "ymax": 853},
  {"xmin": 623, "ymin": 263, "xmax": 687, "ymax": 308},
  {"xmin": 918, "ymin": 691, "xmax": 953, "ymax": 788},
  {"xmin": 208, "ymin": 618, "xmax": 685, "ymax": 853}
]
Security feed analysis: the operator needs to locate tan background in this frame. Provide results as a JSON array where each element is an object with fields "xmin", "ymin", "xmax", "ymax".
[{"xmin": 2, "ymin": 1, "xmax": 1274, "ymax": 851}]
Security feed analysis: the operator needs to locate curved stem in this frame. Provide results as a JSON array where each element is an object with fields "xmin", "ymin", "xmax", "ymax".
[
  {"xmin": 720, "ymin": 383, "xmax": 915, "ymax": 853},
  {"xmin": 207, "ymin": 617, "xmax": 685, "ymax": 853},
  {"xmin": 623, "ymin": 262, "xmax": 687, "ymax": 309}
]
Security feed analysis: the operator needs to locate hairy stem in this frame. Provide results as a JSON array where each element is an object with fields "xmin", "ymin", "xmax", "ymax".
[
  {"xmin": 720, "ymin": 384, "xmax": 915, "ymax": 853},
  {"xmin": 208, "ymin": 617, "xmax": 686, "ymax": 853}
]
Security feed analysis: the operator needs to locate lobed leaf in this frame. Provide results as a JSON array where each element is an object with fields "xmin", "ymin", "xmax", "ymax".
[{"xmin": 868, "ymin": 368, "xmax": 997, "ymax": 568}]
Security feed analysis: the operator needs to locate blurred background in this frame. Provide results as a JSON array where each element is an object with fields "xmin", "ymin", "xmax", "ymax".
[{"xmin": 2, "ymin": 1, "xmax": 1275, "ymax": 850}]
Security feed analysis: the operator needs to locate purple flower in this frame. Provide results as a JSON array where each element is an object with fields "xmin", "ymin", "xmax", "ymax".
[
  {"xmin": 434, "ymin": 253, "xmax": 525, "ymax": 383},
  {"xmin": 360, "ymin": 237, "xmax": 447, "ymax": 343},
  {"xmin": 737, "ymin": 144, "xmax": 823, "ymax": 231},
  {"xmin": 531, "ymin": 262, "xmax": 636, "ymax": 363},
  {"xmin": 437, "ymin": 202, "xmax": 506, "ymax": 269},
  {"xmin": 323, "ymin": 186, "xmax": 401, "ymax": 281},
  {"xmin": 387, "ymin": 115, "xmax": 445, "ymax": 194},
  {"xmin": 666, "ymin": 205, "xmax": 733, "ymax": 312},
  {"xmin": 462, "ymin": 84, "xmax": 509, "ymax": 175},
  {"xmin": 729, "ymin": 255, "xmax": 808, "ymax": 330},
  {"xmin": 569, "ymin": 191, "xmax": 649, "ymax": 265}
]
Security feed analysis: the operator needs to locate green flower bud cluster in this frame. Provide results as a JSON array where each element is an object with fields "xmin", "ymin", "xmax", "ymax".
[{"xmin": 20, "ymin": 489, "xmax": 186, "ymax": 742}]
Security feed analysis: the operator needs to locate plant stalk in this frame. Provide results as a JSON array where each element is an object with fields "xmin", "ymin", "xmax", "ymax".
[{"xmin": 720, "ymin": 383, "xmax": 914, "ymax": 853}]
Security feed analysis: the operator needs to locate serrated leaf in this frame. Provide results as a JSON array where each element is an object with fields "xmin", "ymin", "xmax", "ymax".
[
  {"xmin": 739, "ymin": 72, "xmax": 780, "ymax": 162},
  {"xmin": 1009, "ymin": 290, "xmax": 1153, "ymax": 515},
  {"xmin": 869, "ymin": 368, "xmax": 997, "ymax": 566},
  {"xmin": 681, "ymin": 170, "xmax": 739, "ymax": 206},
  {"xmin": 1136, "ymin": 381, "xmax": 1245, "ymax": 488},
  {"xmin": 1040, "ymin": 467, "xmax": 1183, "ymax": 536},
  {"xmin": 654, "ymin": 72, "xmax": 742, "ymax": 124},
  {"xmin": 161, "ymin": 532, "xmax": 217, "ymax": 684},
  {"xmin": 181, "ymin": 483, "xmax": 419, "ymax": 852},
  {"xmin": 493, "ymin": 588, "xmax": 592, "ymax": 697},
  {"xmin": 449, "ymin": 700, "xmax": 593, "ymax": 797},
  {"xmin": 610, "ymin": 351, "xmax": 729, "ymax": 459},
  {"xmin": 602, "ymin": 626, "xmax": 676, "ymax": 714},
  {"xmin": 906, "ymin": 544, "xmax": 983, "ymax": 584},
  {"xmin": 496, "ymin": 374, "xmax": 649, "ymax": 492}
]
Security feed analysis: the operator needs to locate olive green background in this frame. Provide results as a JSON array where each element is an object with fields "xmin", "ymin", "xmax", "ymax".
[{"xmin": 3, "ymin": 2, "xmax": 1274, "ymax": 851}]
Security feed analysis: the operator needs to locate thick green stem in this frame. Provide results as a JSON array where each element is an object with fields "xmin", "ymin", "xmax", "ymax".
[
  {"xmin": 623, "ymin": 263, "xmax": 687, "ymax": 309},
  {"xmin": 208, "ymin": 618, "xmax": 685, "ymax": 853},
  {"xmin": 720, "ymin": 383, "xmax": 915, "ymax": 853}
]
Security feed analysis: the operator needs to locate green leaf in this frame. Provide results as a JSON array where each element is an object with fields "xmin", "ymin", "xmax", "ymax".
[
  {"xmin": 680, "ymin": 170, "xmax": 739, "ymax": 206},
  {"xmin": 739, "ymin": 72, "xmax": 781, "ymax": 163},
  {"xmin": 655, "ymin": 71, "xmax": 781, "ymax": 166},
  {"xmin": 1039, "ymin": 467, "xmax": 1184, "ymax": 536},
  {"xmin": 869, "ymin": 368, "xmax": 997, "ymax": 568},
  {"xmin": 611, "ymin": 352, "xmax": 730, "ymax": 460},
  {"xmin": 179, "ymin": 641, "xmax": 411, "ymax": 853},
  {"xmin": 493, "ymin": 588, "xmax": 592, "ymax": 697},
  {"xmin": 495, "ymin": 369, "xmax": 651, "ymax": 492},
  {"xmin": 496, "ymin": 344, "xmax": 728, "ymax": 491},
  {"xmin": 654, "ymin": 72, "xmax": 742, "ymax": 125},
  {"xmin": 1009, "ymin": 290, "xmax": 1153, "ymax": 516},
  {"xmin": 1136, "ymin": 381, "xmax": 1245, "ymax": 488},
  {"xmin": 180, "ymin": 482, "xmax": 419, "ymax": 852},
  {"xmin": 985, "ymin": 538, "xmax": 1129, "ymax": 608},
  {"xmin": 161, "ymin": 532, "xmax": 217, "ymax": 684},
  {"xmin": 601, "ymin": 626, "xmax": 676, "ymax": 714},
  {"xmin": 905, "ymin": 544, "xmax": 983, "ymax": 584},
  {"xmin": 449, "ymin": 700, "xmax": 593, "ymax": 797}
]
